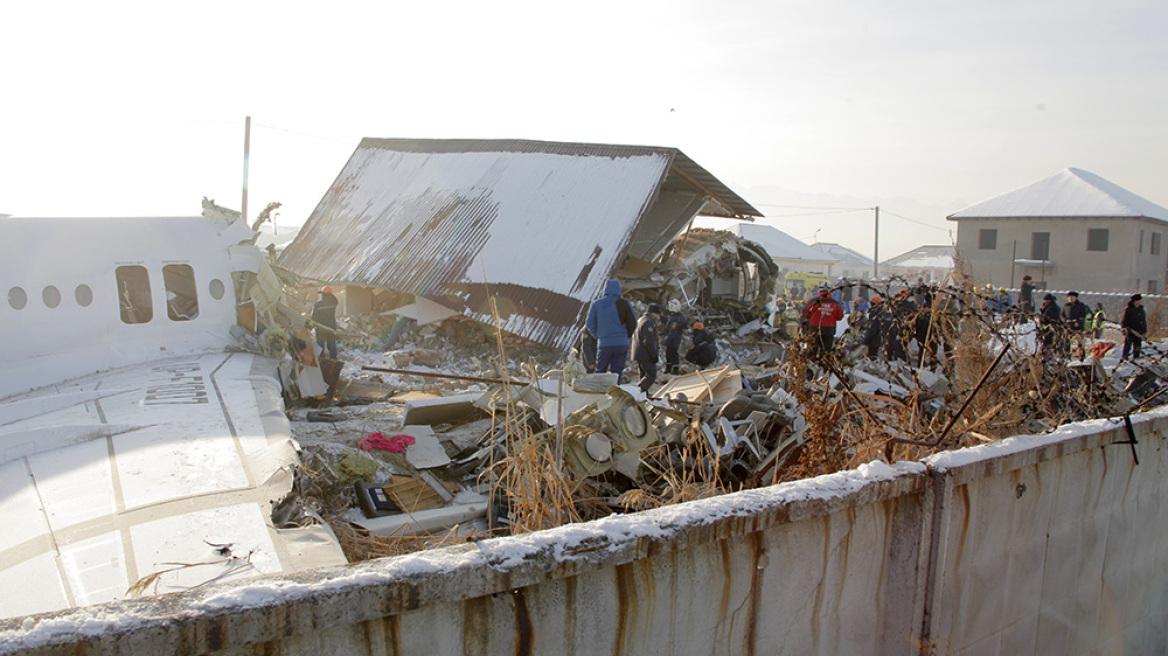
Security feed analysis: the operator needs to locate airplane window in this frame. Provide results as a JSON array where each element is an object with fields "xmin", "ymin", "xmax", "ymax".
[
  {"xmin": 208, "ymin": 278, "xmax": 226, "ymax": 300},
  {"xmin": 43, "ymin": 286, "xmax": 61, "ymax": 308},
  {"xmin": 7, "ymin": 287, "xmax": 27, "ymax": 310},
  {"xmin": 75, "ymin": 284, "xmax": 93, "ymax": 307},
  {"xmin": 163, "ymin": 264, "xmax": 199, "ymax": 321},
  {"xmin": 116, "ymin": 265, "xmax": 153, "ymax": 324}
]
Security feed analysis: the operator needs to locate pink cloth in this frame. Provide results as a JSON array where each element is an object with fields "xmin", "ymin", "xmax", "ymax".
[{"xmin": 358, "ymin": 432, "xmax": 416, "ymax": 453}]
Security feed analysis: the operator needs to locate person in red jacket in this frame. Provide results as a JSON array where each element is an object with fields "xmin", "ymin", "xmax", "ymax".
[{"xmin": 802, "ymin": 288, "xmax": 844, "ymax": 359}]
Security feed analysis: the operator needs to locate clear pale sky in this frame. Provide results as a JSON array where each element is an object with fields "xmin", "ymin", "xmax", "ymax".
[{"xmin": 3, "ymin": 0, "xmax": 1166, "ymax": 259}]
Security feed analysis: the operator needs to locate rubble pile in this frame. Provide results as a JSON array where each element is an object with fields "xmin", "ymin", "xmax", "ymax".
[
  {"xmin": 245, "ymin": 213, "xmax": 1167, "ymax": 564},
  {"xmin": 275, "ymin": 277, "xmax": 1168, "ymax": 564}
]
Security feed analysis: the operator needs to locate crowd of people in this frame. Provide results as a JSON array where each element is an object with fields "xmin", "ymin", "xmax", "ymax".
[{"xmin": 767, "ymin": 275, "xmax": 1151, "ymax": 367}]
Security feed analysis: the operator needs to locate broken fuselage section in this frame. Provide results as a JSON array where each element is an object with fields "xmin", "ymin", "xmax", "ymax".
[{"xmin": 0, "ymin": 212, "xmax": 345, "ymax": 619}]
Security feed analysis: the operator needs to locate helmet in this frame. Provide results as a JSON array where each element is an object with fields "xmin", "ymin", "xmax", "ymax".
[
  {"xmin": 647, "ymin": 303, "xmax": 663, "ymax": 314},
  {"xmin": 322, "ymin": 286, "xmax": 333, "ymax": 294},
  {"xmin": 692, "ymin": 322, "xmax": 705, "ymax": 330},
  {"xmin": 998, "ymin": 286, "xmax": 1006, "ymax": 292},
  {"xmin": 667, "ymin": 299, "xmax": 682, "ymax": 313},
  {"xmin": 872, "ymin": 295, "xmax": 883, "ymax": 304}
]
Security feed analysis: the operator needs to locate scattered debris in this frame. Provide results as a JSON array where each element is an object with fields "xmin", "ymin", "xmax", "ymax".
[{"xmin": 254, "ymin": 219, "xmax": 1168, "ymax": 565}]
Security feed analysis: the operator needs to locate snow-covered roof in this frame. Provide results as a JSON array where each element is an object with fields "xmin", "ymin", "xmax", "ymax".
[
  {"xmin": 948, "ymin": 168, "xmax": 1168, "ymax": 222},
  {"xmin": 881, "ymin": 244, "xmax": 955, "ymax": 269},
  {"xmin": 811, "ymin": 242, "xmax": 873, "ymax": 266},
  {"xmin": 280, "ymin": 139, "xmax": 759, "ymax": 351},
  {"xmin": 694, "ymin": 218, "xmax": 834, "ymax": 263}
]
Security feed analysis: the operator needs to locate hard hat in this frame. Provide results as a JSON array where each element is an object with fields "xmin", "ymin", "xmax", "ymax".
[
  {"xmin": 998, "ymin": 286, "xmax": 1006, "ymax": 292},
  {"xmin": 322, "ymin": 286, "xmax": 333, "ymax": 294},
  {"xmin": 692, "ymin": 321, "xmax": 705, "ymax": 330},
  {"xmin": 667, "ymin": 299, "xmax": 682, "ymax": 313}
]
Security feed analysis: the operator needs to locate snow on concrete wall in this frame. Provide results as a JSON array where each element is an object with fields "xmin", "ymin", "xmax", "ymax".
[{"xmin": 3, "ymin": 410, "xmax": 1167, "ymax": 655}]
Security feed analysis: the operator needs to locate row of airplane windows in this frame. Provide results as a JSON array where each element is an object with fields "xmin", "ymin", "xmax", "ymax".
[{"xmin": 5, "ymin": 265, "xmax": 226, "ymax": 324}]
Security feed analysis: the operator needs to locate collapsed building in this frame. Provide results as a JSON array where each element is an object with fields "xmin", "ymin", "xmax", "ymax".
[{"xmin": 278, "ymin": 138, "xmax": 762, "ymax": 352}]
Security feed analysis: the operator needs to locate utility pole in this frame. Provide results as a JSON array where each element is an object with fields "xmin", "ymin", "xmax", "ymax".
[
  {"xmin": 873, "ymin": 206, "xmax": 880, "ymax": 279},
  {"xmin": 242, "ymin": 116, "xmax": 251, "ymax": 223}
]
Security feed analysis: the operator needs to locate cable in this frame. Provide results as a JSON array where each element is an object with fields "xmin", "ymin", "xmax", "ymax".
[
  {"xmin": 251, "ymin": 122, "xmax": 356, "ymax": 146},
  {"xmin": 754, "ymin": 203, "xmax": 873, "ymax": 211},
  {"xmin": 880, "ymin": 210, "xmax": 951, "ymax": 232},
  {"xmin": 764, "ymin": 209, "xmax": 871, "ymax": 219}
]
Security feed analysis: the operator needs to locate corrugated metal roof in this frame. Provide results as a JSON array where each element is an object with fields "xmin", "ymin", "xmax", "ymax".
[
  {"xmin": 280, "ymin": 138, "xmax": 759, "ymax": 350},
  {"xmin": 948, "ymin": 168, "xmax": 1168, "ymax": 222}
]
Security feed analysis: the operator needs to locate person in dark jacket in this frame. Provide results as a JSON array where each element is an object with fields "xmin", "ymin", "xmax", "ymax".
[
  {"xmin": 1038, "ymin": 293, "xmax": 1062, "ymax": 355},
  {"xmin": 662, "ymin": 299, "xmax": 688, "ymax": 375},
  {"xmin": 630, "ymin": 303, "xmax": 663, "ymax": 393},
  {"xmin": 1062, "ymin": 291, "xmax": 1089, "ymax": 360},
  {"xmin": 884, "ymin": 289, "xmax": 916, "ymax": 363},
  {"xmin": 1019, "ymin": 275, "xmax": 1035, "ymax": 316},
  {"xmin": 585, "ymin": 279, "xmax": 637, "ymax": 380},
  {"xmin": 1121, "ymin": 293, "xmax": 1147, "ymax": 361},
  {"xmin": 686, "ymin": 322, "xmax": 718, "ymax": 367},
  {"xmin": 312, "ymin": 286, "xmax": 339, "ymax": 359},
  {"xmin": 578, "ymin": 330, "xmax": 598, "ymax": 373},
  {"xmin": 802, "ymin": 289, "xmax": 844, "ymax": 359}
]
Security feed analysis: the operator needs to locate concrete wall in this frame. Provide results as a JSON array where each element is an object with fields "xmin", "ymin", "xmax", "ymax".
[
  {"xmin": 3, "ymin": 410, "xmax": 1167, "ymax": 656},
  {"xmin": 954, "ymin": 216, "xmax": 1166, "ymax": 293}
]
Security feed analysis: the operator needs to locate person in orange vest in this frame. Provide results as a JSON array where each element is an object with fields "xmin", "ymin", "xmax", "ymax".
[{"xmin": 802, "ymin": 288, "xmax": 844, "ymax": 359}]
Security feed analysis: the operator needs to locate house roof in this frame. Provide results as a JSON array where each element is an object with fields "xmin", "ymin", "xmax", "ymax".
[
  {"xmin": 694, "ymin": 218, "xmax": 835, "ymax": 263},
  {"xmin": 732, "ymin": 223, "xmax": 835, "ymax": 262},
  {"xmin": 811, "ymin": 242, "xmax": 873, "ymax": 266},
  {"xmin": 881, "ymin": 244, "xmax": 955, "ymax": 269},
  {"xmin": 279, "ymin": 138, "xmax": 759, "ymax": 350},
  {"xmin": 947, "ymin": 168, "xmax": 1168, "ymax": 222}
]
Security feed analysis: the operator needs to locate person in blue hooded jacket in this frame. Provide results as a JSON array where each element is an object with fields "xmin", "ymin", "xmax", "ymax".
[{"xmin": 585, "ymin": 279, "xmax": 637, "ymax": 380}]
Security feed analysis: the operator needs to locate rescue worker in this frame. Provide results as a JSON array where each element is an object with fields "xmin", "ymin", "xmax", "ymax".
[
  {"xmin": 1090, "ymin": 303, "xmax": 1106, "ymax": 340},
  {"xmin": 686, "ymin": 321, "xmax": 718, "ymax": 367},
  {"xmin": 1062, "ymin": 291, "xmax": 1089, "ymax": 360},
  {"xmin": 1121, "ymin": 294, "xmax": 1147, "ymax": 361},
  {"xmin": 992, "ymin": 287, "xmax": 1013, "ymax": 315},
  {"xmin": 585, "ymin": 279, "xmax": 637, "ymax": 380},
  {"xmin": 312, "ymin": 286, "xmax": 339, "ymax": 359},
  {"xmin": 630, "ymin": 303, "xmax": 662, "ymax": 393},
  {"xmin": 802, "ymin": 288, "xmax": 844, "ymax": 359},
  {"xmin": 662, "ymin": 299, "xmax": 688, "ymax": 375}
]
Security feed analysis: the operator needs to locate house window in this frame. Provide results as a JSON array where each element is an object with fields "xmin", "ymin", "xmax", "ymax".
[
  {"xmin": 1031, "ymin": 232, "xmax": 1050, "ymax": 260},
  {"xmin": 1153, "ymin": 233, "xmax": 1162, "ymax": 256},
  {"xmin": 163, "ymin": 264, "xmax": 200, "ymax": 321},
  {"xmin": 1140, "ymin": 230, "xmax": 1145, "ymax": 253},
  {"xmin": 1087, "ymin": 229, "xmax": 1109, "ymax": 252},
  {"xmin": 1149, "ymin": 280, "xmax": 1159, "ymax": 294},
  {"xmin": 978, "ymin": 229, "xmax": 997, "ymax": 250},
  {"xmin": 116, "ymin": 265, "xmax": 153, "ymax": 324}
]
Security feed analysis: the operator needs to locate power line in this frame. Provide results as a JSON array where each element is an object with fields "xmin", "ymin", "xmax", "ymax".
[
  {"xmin": 880, "ymin": 210, "xmax": 951, "ymax": 232},
  {"xmin": 764, "ymin": 208, "xmax": 870, "ymax": 219},
  {"xmin": 251, "ymin": 122, "xmax": 356, "ymax": 146},
  {"xmin": 754, "ymin": 203, "xmax": 872, "ymax": 212}
]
